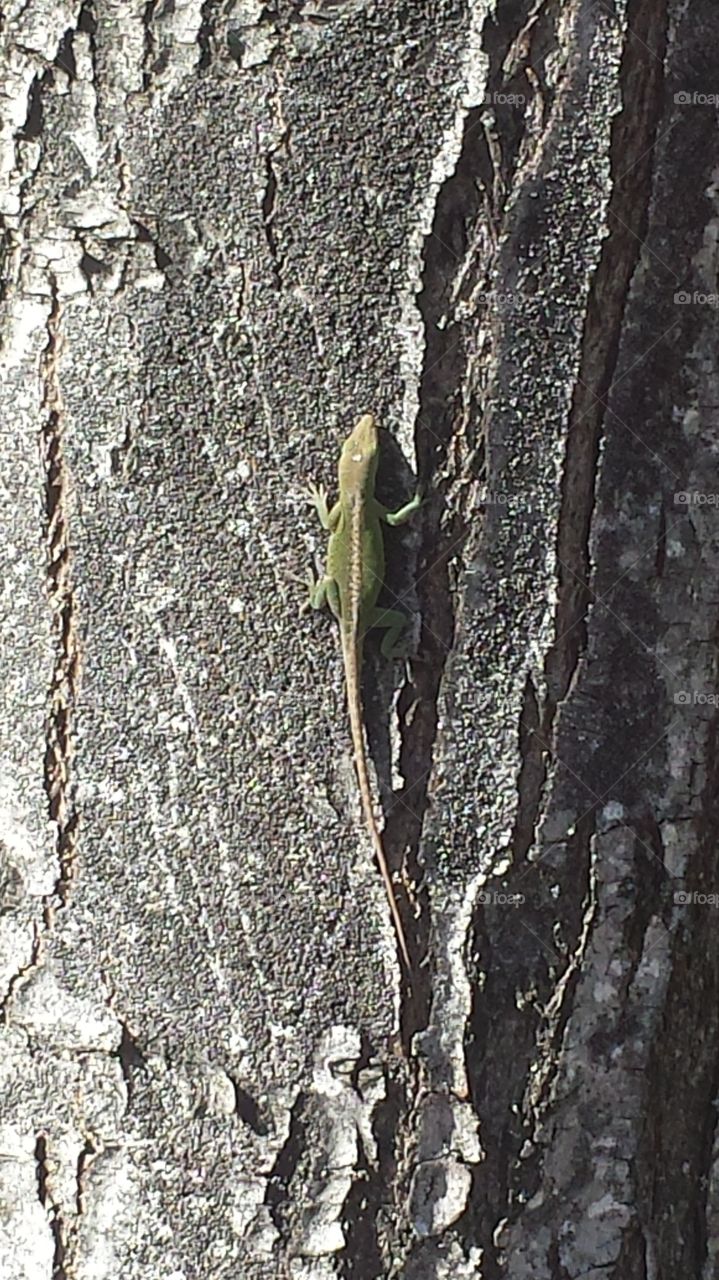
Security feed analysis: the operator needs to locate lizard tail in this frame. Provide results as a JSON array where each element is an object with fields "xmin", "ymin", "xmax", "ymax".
[{"xmin": 341, "ymin": 634, "xmax": 412, "ymax": 974}]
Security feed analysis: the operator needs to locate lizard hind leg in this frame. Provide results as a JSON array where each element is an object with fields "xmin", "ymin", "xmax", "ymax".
[
  {"xmin": 366, "ymin": 605, "xmax": 412, "ymax": 659},
  {"xmin": 309, "ymin": 572, "xmax": 341, "ymax": 620}
]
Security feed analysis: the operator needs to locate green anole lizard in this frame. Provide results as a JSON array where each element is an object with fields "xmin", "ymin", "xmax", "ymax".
[{"xmin": 307, "ymin": 413, "xmax": 422, "ymax": 973}]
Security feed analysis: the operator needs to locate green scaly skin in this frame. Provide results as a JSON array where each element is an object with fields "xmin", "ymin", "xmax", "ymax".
[{"xmin": 307, "ymin": 413, "xmax": 422, "ymax": 974}]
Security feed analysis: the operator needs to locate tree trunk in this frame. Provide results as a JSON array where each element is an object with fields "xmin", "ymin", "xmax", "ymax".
[{"xmin": 1, "ymin": 1, "xmax": 717, "ymax": 1277}]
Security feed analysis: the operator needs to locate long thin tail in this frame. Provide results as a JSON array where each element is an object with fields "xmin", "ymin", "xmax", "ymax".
[{"xmin": 341, "ymin": 632, "xmax": 412, "ymax": 973}]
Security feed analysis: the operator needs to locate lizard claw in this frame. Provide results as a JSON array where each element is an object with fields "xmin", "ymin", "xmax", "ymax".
[
  {"xmin": 304, "ymin": 481, "xmax": 336, "ymax": 531},
  {"xmin": 305, "ymin": 481, "xmax": 327, "ymax": 512}
]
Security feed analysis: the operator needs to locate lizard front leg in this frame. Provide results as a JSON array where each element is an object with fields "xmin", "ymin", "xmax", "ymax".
[
  {"xmin": 378, "ymin": 491, "xmax": 423, "ymax": 527},
  {"xmin": 305, "ymin": 482, "xmax": 342, "ymax": 615},
  {"xmin": 306, "ymin": 482, "xmax": 341, "ymax": 531}
]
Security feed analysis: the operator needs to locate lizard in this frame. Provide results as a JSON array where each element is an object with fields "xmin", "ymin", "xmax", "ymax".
[{"xmin": 306, "ymin": 412, "xmax": 422, "ymax": 974}]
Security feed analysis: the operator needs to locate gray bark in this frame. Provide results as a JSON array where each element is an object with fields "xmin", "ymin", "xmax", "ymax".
[{"xmin": 1, "ymin": 0, "xmax": 717, "ymax": 1277}]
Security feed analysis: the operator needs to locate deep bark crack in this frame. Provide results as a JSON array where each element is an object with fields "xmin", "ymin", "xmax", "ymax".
[
  {"xmin": 35, "ymin": 1134, "xmax": 68, "ymax": 1280},
  {"xmin": 514, "ymin": 0, "xmax": 670, "ymax": 865},
  {"xmin": 42, "ymin": 281, "xmax": 81, "ymax": 922}
]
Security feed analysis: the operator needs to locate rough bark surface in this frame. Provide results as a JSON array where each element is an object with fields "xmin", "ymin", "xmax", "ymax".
[{"xmin": 1, "ymin": 0, "xmax": 718, "ymax": 1277}]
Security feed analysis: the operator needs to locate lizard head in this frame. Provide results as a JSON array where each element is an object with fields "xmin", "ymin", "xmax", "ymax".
[{"xmin": 338, "ymin": 413, "xmax": 379, "ymax": 493}]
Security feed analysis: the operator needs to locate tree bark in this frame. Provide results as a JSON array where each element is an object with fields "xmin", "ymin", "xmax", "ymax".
[{"xmin": 1, "ymin": 0, "xmax": 717, "ymax": 1277}]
